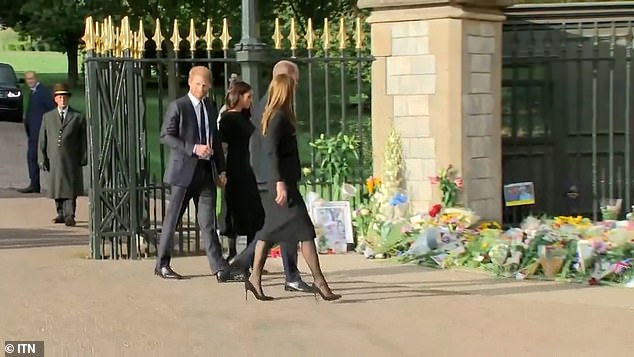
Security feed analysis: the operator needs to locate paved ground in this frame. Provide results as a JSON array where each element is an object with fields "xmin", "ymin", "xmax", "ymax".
[{"xmin": 2, "ymin": 120, "xmax": 634, "ymax": 356}]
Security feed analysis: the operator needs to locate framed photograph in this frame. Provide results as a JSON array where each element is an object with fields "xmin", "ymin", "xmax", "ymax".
[
  {"xmin": 310, "ymin": 201, "xmax": 354, "ymax": 252},
  {"xmin": 504, "ymin": 182, "xmax": 535, "ymax": 207}
]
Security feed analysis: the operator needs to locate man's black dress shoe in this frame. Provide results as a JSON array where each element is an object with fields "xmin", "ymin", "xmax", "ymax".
[
  {"xmin": 65, "ymin": 217, "xmax": 76, "ymax": 227},
  {"xmin": 52, "ymin": 216, "xmax": 65, "ymax": 224},
  {"xmin": 216, "ymin": 269, "xmax": 246, "ymax": 283},
  {"xmin": 17, "ymin": 186, "xmax": 40, "ymax": 194},
  {"xmin": 284, "ymin": 280, "xmax": 313, "ymax": 293},
  {"xmin": 154, "ymin": 266, "xmax": 183, "ymax": 280}
]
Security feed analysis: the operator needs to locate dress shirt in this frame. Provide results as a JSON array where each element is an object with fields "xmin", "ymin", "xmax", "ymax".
[{"xmin": 188, "ymin": 92, "xmax": 211, "ymax": 159}]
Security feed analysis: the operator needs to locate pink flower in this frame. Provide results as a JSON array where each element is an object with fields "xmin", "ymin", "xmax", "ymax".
[
  {"xmin": 454, "ymin": 178, "xmax": 463, "ymax": 189},
  {"xmin": 401, "ymin": 225, "xmax": 413, "ymax": 234},
  {"xmin": 429, "ymin": 176, "xmax": 440, "ymax": 184}
]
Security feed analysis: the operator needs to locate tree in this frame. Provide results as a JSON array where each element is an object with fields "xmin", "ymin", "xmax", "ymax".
[
  {"xmin": 0, "ymin": 0, "xmax": 128, "ymax": 85},
  {"xmin": 0, "ymin": 0, "xmax": 361, "ymax": 84}
]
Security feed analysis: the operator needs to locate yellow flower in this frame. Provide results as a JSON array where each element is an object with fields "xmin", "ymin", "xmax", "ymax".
[{"xmin": 365, "ymin": 176, "xmax": 381, "ymax": 195}]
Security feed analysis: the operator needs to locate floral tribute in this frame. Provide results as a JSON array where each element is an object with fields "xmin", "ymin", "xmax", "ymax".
[
  {"xmin": 348, "ymin": 129, "xmax": 633, "ymax": 287},
  {"xmin": 429, "ymin": 164, "xmax": 463, "ymax": 208}
]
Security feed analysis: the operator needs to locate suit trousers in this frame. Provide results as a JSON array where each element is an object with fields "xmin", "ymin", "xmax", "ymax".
[
  {"xmin": 54, "ymin": 198, "xmax": 76, "ymax": 218},
  {"xmin": 231, "ymin": 239, "xmax": 301, "ymax": 282},
  {"xmin": 156, "ymin": 161, "xmax": 229, "ymax": 274},
  {"xmin": 27, "ymin": 137, "xmax": 40, "ymax": 189}
]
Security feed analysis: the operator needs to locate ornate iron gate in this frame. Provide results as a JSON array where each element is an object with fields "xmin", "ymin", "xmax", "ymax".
[
  {"xmin": 81, "ymin": 16, "xmax": 372, "ymax": 259},
  {"xmin": 502, "ymin": 3, "xmax": 634, "ymax": 223}
]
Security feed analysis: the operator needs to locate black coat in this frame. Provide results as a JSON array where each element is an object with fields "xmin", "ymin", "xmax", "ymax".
[
  {"xmin": 258, "ymin": 109, "xmax": 302, "ymax": 187},
  {"xmin": 219, "ymin": 110, "xmax": 264, "ymax": 235}
]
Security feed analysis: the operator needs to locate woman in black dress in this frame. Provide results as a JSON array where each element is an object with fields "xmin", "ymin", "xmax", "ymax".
[
  {"xmin": 219, "ymin": 81, "xmax": 264, "ymax": 262},
  {"xmin": 245, "ymin": 73, "xmax": 341, "ymax": 301}
]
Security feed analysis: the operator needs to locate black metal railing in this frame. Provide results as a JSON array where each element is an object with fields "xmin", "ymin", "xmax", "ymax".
[
  {"xmin": 82, "ymin": 16, "xmax": 372, "ymax": 259},
  {"xmin": 502, "ymin": 3, "xmax": 634, "ymax": 223}
]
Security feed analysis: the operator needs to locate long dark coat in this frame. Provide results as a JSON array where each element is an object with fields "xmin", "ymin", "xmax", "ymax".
[
  {"xmin": 38, "ymin": 107, "xmax": 87, "ymax": 199},
  {"xmin": 219, "ymin": 110, "xmax": 264, "ymax": 236}
]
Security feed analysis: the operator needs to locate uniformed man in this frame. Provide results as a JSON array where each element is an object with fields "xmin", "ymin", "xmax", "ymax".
[{"xmin": 38, "ymin": 83, "xmax": 87, "ymax": 226}]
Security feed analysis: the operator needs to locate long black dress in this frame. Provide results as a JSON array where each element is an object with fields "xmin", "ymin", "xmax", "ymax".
[
  {"xmin": 219, "ymin": 110, "xmax": 264, "ymax": 237},
  {"xmin": 254, "ymin": 110, "xmax": 315, "ymax": 243}
]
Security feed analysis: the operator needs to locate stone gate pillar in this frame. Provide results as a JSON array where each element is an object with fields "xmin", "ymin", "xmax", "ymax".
[{"xmin": 359, "ymin": 0, "xmax": 512, "ymax": 221}]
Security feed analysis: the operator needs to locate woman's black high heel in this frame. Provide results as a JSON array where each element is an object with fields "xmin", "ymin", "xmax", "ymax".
[
  {"xmin": 245, "ymin": 280, "xmax": 274, "ymax": 301},
  {"xmin": 312, "ymin": 284, "xmax": 341, "ymax": 301}
]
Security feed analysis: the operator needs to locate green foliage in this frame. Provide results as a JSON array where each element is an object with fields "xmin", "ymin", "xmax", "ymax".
[{"xmin": 309, "ymin": 132, "xmax": 360, "ymax": 200}]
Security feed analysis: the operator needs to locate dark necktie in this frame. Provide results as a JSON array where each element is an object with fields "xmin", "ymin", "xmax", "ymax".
[
  {"xmin": 60, "ymin": 111, "xmax": 65, "ymax": 123},
  {"xmin": 199, "ymin": 101, "xmax": 207, "ymax": 145}
]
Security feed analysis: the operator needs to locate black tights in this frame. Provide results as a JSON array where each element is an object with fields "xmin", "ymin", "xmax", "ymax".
[{"xmin": 248, "ymin": 239, "xmax": 335, "ymax": 297}]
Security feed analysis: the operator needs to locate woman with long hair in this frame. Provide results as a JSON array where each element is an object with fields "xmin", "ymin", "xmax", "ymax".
[
  {"xmin": 219, "ymin": 80, "xmax": 264, "ymax": 262},
  {"xmin": 245, "ymin": 73, "xmax": 341, "ymax": 301}
]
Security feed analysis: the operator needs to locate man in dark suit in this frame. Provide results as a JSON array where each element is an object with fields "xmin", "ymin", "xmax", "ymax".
[
  {"xmin": 229, "ymin": 60, "xmax": 312, "ymax": 293},
  {"xmin": 19, "ymin": 71, "xmax": 55, "ymax": 194},
  {"xmin": 155, "ymin": 66, "xmax": 244, "ymax": 282}
]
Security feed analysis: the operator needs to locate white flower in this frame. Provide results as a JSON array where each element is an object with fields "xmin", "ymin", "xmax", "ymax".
[{"xmin": 361, "ymin": 208, "xmax": 370, "ymax": 216}]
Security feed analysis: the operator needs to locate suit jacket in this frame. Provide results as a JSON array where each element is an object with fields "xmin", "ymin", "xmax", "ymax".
[
  {"xmin": 256, "ymin": 108, "xmax": 302, "ymax": 188},
  {"xmin": 25, "ymin": 83, "xmax": 55, "ymax": 138},
  {"xmin": 160, "ymin": 95, "xmax": 225, "ymax": 187}
]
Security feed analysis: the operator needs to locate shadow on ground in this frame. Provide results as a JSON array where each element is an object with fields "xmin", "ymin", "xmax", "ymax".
[
  {"xmin": 255, "ymin": 264, "xmax": 591, "ymax": 304},
  {"xmin": 0, "ymin": 188, "xmax": 47, "ymax": 199},
  {"xmin": 0, "ymin": 227, "xmax": 88, "ymax": 249}
]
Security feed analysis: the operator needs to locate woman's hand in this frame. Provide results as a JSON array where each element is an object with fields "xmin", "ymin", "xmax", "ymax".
[{"xmin": 275, "ymin": 181, "xmax": 287, "ymax": 206}]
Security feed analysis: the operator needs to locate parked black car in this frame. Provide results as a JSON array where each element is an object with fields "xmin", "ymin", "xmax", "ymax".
[{"xmin": 0, "ymin": 63, "xmax": 24, "ymax": 122}]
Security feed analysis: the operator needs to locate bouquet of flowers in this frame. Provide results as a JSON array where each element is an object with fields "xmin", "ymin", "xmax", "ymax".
[{"xmin": 429, "ymin": 164, "xmax": 463, "ymax": 208}]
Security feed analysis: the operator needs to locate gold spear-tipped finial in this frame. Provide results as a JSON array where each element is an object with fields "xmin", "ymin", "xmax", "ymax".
[
  {"xmin": 107, "ymin": 16, "xmax": 115, "ymax": 52},
  {"xmin": 137, "ymin": 19, "xmax": 146, "ymax": 56},
  {"xmin": 354, "ymin": 16, "xmax": 363, "ymax": 50},
  {"xmin": 132, "ymin": 31, "xmax": 138, "ymax": 59},
  {"xmin": 305, "ymin": 18, "xmax": 316, "ymax": 50},
  {"xmin": 272, "ymin": 18, "xmax": 282, "ymax": 50},
  {"xmin": 171, "ymin": 19, "xmax": 181, "ymax": 52},
  {"xmin": 99, "ymin": 20, "xmax": 106, "ymax": 53},
  {"xmin": 114, "ymin": 26, "xmax": 121, "ymax": 57},
  {"xmin": 204, "ymin": 19, "xmax": 215, "ymax": 51},
  {"xmin": 103, "ymin": 16, "xmax": 112, "ymax": 52},
  {"xmin": 94, "ymin": 21, "xmax": 102, "ymax": 54},
  {"xmin": 289, "ymin": 18, "xmax": 297, "ymax": 50},
  {"xmin": 153, "ymin": 18, "xmax": 164, "ymax": 51},
  {"xmin": 338, "ymin": 18, "xmax": 347, "ymax": 50},
  {"xmin": 220, "ymin": 18, "xmax": 231, "ymax": 50},
  {"xmin": 81, "ymin": 16, "xmax": 95, "ymax": 51},
  {"xmin": 120, "ymin": 16, "xmax": 131, "ymax": 52},
  {"xmin": 188, "ymin": 18, "xmax": 197, "ymax": 52},
  {"xmin": 322, "ymin": 18, "xmax": 331, "ymax": 51}
]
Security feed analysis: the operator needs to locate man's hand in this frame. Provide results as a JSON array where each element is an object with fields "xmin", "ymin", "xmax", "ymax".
[
  {"xmin": 39, "ymin": 160, "xmax": 49, "ymax": 172},
  {"xmin": 275, "ymin": 181, "xmax": 287, "ymax": 206},
  {"xmin": 218, "ymin": 172, "xmax": 227, "ymax": 187},
  {"xmin": 194, "ymin": 144, "xmax": 212, "ymax": 158}
]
